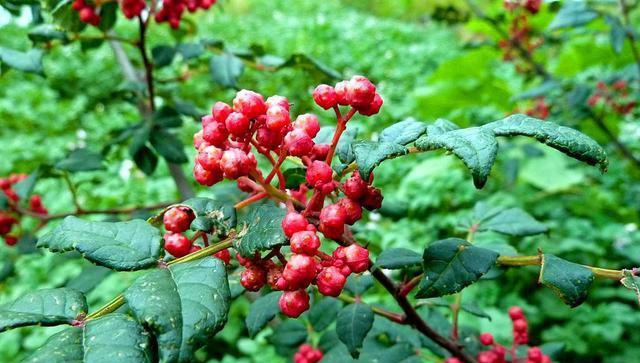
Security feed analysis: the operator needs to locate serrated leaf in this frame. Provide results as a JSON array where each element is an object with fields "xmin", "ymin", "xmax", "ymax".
[
  {"xmin": 124, "ymin": 258, "xmax": 230, "ymax": 362},
  {"xmin": 55, "ymin": 148, "xmax": 104, "ymax": 172},
  {"xmin": 352, "ymin": 141, "xmax": 407, "ymax": 180},
  {"xmin": 375, "ymin": 248, "xmax": 422, "ymax": 269},
  {"xmin": 479, "ymin": 208, "xmax": 547, "ymax": 236},
  {"xmin": 416, "ymin": 238, "xmax": 499, "ymax": 298},
  {"xmin": 548, "ymin": 1, "xmax": 598, "ymax": 30},
  {"xmin": 150, "ymin": 129, "xmax": 188, "ymax": 164},
  {"xmin": 234, "ymin": 203, "xmax": 286, "ymax": 257},
  {"xmin": 539, "ymin": 254, "xmax": 594, "ymax": 307},
  {"xmin": 484, "ymin": 114, "xmax": 607, "ymax": 171},
  {"xmin": 246, "ymin": 291, "xmax": 282, "ymax": 337},
  {"xmin": 0, "ymin": 288, "xmax": 87, "ymax": 332},
  {"xmin": 308, "ymin": 297, "xmax": 342, "ymax": 331},
  {"xmin": 24, "ymin": 314, "xmax": 152, "ymax": 363},
  {"xmin": 38, "ymin": 216, "xmax": 163, "ymax": 271},
  {"xmin": 182, "ymin": 197, "xmax": 236, "ymax": 234},
  {"xmin": 209, "ymin": 52, "xmax": 244, "ymax": 88},
  {"xmin": 416, "ymin": 127, "xmax": 498, "ymax": 189},
  {"xmin": 336, "ymin": 303, "xmax": 374, "ymax": 358},
  {"xmin": 379, "ymin": 119, "xmax": 427, "ymax": 145},
  {"xmin": 152, "ymin": 45, "xmax": 176, "ymax": 68},
  {"xmin": 0, "ymin": 46, "xmax": 44, "ymax": 75}
]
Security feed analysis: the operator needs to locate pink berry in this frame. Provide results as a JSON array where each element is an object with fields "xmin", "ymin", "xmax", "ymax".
[
  {"xmin": 196, "ymin": 145, "xmax": 223, "ymax": 172},
  {"xmin": 220, "ymin": 148, "xmax": 251, "ymax": 179},
  {"xmin": 480, "ymin": 332, "xmax": 494, "ymax": 346},
  {"xmin": 256, "ymin": 127, "xmax": 282, "ymax": 150},
  {"xmin": 266, "ymin": 95, "xmax": 290, "ymax": 111},
  {"xmin": 312, "ymin": 84, "xmax": 338, "ymax": 110},
  {"xmin": 508, "ymin": 306, "xmax": 525, "ymax": 320},
  {"xmin": 316, "ymin": 266, "xmax": 347, "ymax": 297},
  {"xmin": 513, "ymin": 318, "xmax": 528, "ymax": 333},
  {"xmin": 233, "ymin": 90, "xmax": 266, "ymax": 119},
  {"xmin": 284, "ymin": 129, "xmax": 315, "ymax": 157},
  {"xmin": 290, "ymin": 231, "xmax": 321, "ymax": 255},
  {"xmin": 343, "ymin": 244, "xmax": 370, "ymax": 273},
  {"xmin": 312, "ymin": 144, "xmax": 330, "ymax": 161},
  {"xmin": 193, "ymin": 162, "xmax": 223, "ymax": 186},
  {"xmin": 282, "ymin": 212, "xmax": 309, "ymax": 238},
  {"xmin": 279, "ymin": 289, "xmax": 310, "ymax": 318},
  {"xmin": 319, "ymin": 204, "xmax": 346, "ymax": 239},
  {"xmin": 343, "ymin": 172, "xmax": 368, "ymax": 201},
  {"xmin": 164, "ymin": 232, "xmax": 192, "ymax": 258},
  {"xmin": 306, "ymin": 161, "xmax": 333, "ymax": 189},
  {"xmin": 266, "ymin": 263, "xmax": 284, "ymax": 290},
  {"xmin": 283, "ymin": 254, "xmax": 317, "ymax": 289},
  {"xmin": 193, "ymin": 130, "xmax": 206, "ymax": 149},
  {"xmin": 527, "ymin": 347, "xmax": 543, "ymax": 362},
  {"xmin": 225, "ymin": 112, "xmax": 251, "ymax": 137},
  {"xmin": 266, "ymin": 105, "xmax": 291, "ymax": 131},
  {"xmin": 293, "ymin": 114, "xmax": 320, "ymax": 138},
  {"xmin": 213, "ymin": 249, "xmax": 231, "ymax": 264},
  {"xmin": 346, "ymin": 75, "xmax": 376, "ymax": 108},
  {"xmin": 357, "ymin": 93, "xmax": 383, "ymax": 116},
  {"xmin": 362, "ymin": 186, "xmax": 383, "ymax": 211},
  {"xmin": 240, "ymin": 265, "xmax": 267, "ymax": 291},
  {"xmin": 202, "ymin": 121, "xmax": 229, "ymax": 147},
  {"xmin": 337, "ymin": 198, "xmax": 362, "ymax": 225},
  {"xmin": 334, "ymin": 80, "xmax": 349, "ymax": 105},
  {"xmin": 212, "ymin": 102, "xmax": 233, "ymax": 122},
  {"xmin": 163, "ymin": 206, "xmax": 195, "ymax": 233},
  {"xmin": 445, "ymin": 358, "xmax": 462, "ymax": 363}
]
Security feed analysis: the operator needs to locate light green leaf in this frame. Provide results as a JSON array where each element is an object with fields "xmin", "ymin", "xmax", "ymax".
[
  {"xmin": 379, "ymin": 119, "xmax": 427, "ymax": 145},
  {"xmin": 548, "ymin": 1, "xmax": 598, "ymax": 30},
  {"xmin": 539, "ymin": 254, "xmax": 594, "ymax": 307},
  {"xmin": 0, "ymin": 47, "xmax": 44, "ymax": 75},
  {"xmin": 210, "ymin": 52, "xmax": 244, "ymax": 88}
]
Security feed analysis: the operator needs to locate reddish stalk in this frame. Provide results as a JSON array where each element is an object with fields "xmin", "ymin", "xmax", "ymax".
[{"xmin": 234, "ymin": 192, "xmax": 268, "ymax": 209}]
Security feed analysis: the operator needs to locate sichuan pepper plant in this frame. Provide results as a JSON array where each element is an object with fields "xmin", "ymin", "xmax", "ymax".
[{"xmin": 1, "ymin": 71, "xmax": 639, "ymax": 363}]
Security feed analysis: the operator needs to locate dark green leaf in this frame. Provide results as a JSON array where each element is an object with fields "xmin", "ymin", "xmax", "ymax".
[
  {"xmin": 282, "ymin": 167, "xmax": 307, "ymax": 189},
  {"xmin": 153, "ymin": 106, "xmax": 183, "ymax": 128},
  {"xmin": 336, "ymin": 125, "xmax": 359, "ymax": 165},
  {"xmin": 0, "ymin": 46, "xmax": 44, "ymax": 75},
  {"xmin": 38, "ymin": 216, "xmax": 163, "ymax": 271},
  {"xmin": 344, "ymin": 274, "xmax": 375, "ymax": 296},
  {"xmin": 209, "ymin": 52, "xmax": 244, "ymax": 88},
  {"xmin": 416, "ymin": 127, "xmax": 498, "ymax": 189},
  {"xmin": 246, "ymin": 291, "xmax": 282, "ymax": 337},
  {"xmin": 23, "ymin": 327, "xmax": 82, "ymax": 363},
  {"xmin": 416, "ymin": 238, "xmax": 499, "ymax": 298},
  {"xmin": 65, "ymin": 265, "xmax": 111, "ymax": 294},
  {"xmin": 548, "ymin": 1, "xmax": 598, "ymax": 30},
  {"xmin": 352, "ymin": 141, "xmax": 407, "ymax": 180},
  {"xmin": 308, "ymin": 297, "xmax": 342, "ymax": 331},
  {"xmin": 336, "ymin": 303, "xmax": 374, "ymax": 358},
  {"xmin": 13, "ymin": 169, "xmax": 39, "ymax": 200},
  {"xmin": 539, "ymin": 254, "xmax": 594, "ymax": 307},
  {"xmin": 379, "ymin": 119, "xmax": 427, "ymax": 145},
  {"xmin": 605, "ymin": 16, "xmax": 626, "ymax": 54},
  {"xmin": 540, "ymin": 342, "xmax": 565, "ymax": 359},
  {"xmin": 479, "ymin": 208, "xmax": 547, "ymax": 236},
  {"xmin": 152, "ymin": 45, "xmax": 176, "ymax": 68},
  {"xmin": 150, "ymin": 129, "xmax": 188, "ymax": 164},
  {"xmin": 269, "ymin": 319, "xmax": 308, "ymax": 350},
  {"xmin": 0, "ymin": 288, "xmax": 87, "ymax": 332},
  {"xmin": 55, "ymin": 148, "xmax": 104, "ymax": 172},
  {"xmin": 132, "ymin": 145, "xmax": 159, "ymax": 175},
  {"xmin": 276, "ymin": 53, "xmax": 341, "ymax": 80},
  {"xmin": 182, "ymin": 197, "xmax": 236, "ymax": 234},
  {"xmin": 234, "ymin": 203, "xmax": 286, "ymax": 257},
  {"xmin": 124, "ymin": 258, "xmax": 230, "ymax": 362},
  {"xmin": 28, "ymin": 24, "xmax": 68, "ymax": 43},
  {"xmin": 375, "ymin": 248, "xmax": 422, "ymax": 269},
  {"xmin": 97, "ymin": 2, "xmax": 117, "ymax": 31}
]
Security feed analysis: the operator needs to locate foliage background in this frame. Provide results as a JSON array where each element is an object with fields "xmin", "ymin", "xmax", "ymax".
[{"xmin": 1, "ymin": 0, "xmax": 639, "ymax": 362}]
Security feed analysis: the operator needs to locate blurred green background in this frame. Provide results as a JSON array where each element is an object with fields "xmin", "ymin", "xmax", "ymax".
[{"xmin": 1, "ymin": 0, "xmax": 639, "ymax": 362}]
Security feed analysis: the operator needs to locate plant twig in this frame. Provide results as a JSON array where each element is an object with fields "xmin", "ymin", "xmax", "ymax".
[
  {"xmin": 337, "ymin": 294, "xmax": 406, "ymax": 324},
  {"xmin": 497, "ymin": 255, "xmax": 627, "ymax": 279}
]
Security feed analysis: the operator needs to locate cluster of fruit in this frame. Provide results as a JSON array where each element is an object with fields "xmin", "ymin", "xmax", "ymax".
[
  {"xmin": 293, "ymin": 344, "xmax": 322, "ymax": 363},
  {"xmin": 499, "ymin": 0, "xmax": 544, "ymax": 71},
  {"xmin": 513, "ymin": 97, "xmax": 550, "ymax": 119},
  {"xmin": 588, "ymin": 80, "xmax": 637, "ymax": 115},
  {"xmin": 1, "ymin": 174, "xmax": 47, "ymax": 247}
]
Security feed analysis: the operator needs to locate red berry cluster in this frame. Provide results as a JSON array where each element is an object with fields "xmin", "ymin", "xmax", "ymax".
[
  {"xmin": 588, "ymin": 80, "xmax": 636, "ymax": 115},
  {"xmin": 293, "ymin": 344, "xmax": 323, "ymax": 363},
  {"xmin": 503, "ymin": 0, "xmax": 541, "ymax": 13},
  {"xmin": 193, "ymin": 77, "xmax": 384, "ymax": 318},
  {"xmin": 72, "ymin": 0, "xmax": 216, "ymax": 29},
  {"xmin": 512, "ymin": 97, "xmax": 550, "ymax": 119},
  {"xmin": 447, "ymin": 306, "xmax": 551, "ymax": 363},
  {"xmin": 1, "ymin": 174, "xmax": 48, "ymax": 247},
  {"xmin": 499, "ymin": 0, "xmax": 543, "ymax": 72},
  {"xmin": 162, "ymin": 206, "xmax": 231, "ymax": 263}
]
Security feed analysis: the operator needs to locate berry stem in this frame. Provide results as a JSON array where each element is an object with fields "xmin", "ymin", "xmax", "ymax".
[
  {"xmin": 234, "ymin": 192, "xmax": 268, "ymax": 210},
  {"xmin": 398, "ymin": 274, "xmax": 422, "ymax": 297},
  {"xmin": 324, "ymin": 106, "xmax": 356, "ymax": 164}
]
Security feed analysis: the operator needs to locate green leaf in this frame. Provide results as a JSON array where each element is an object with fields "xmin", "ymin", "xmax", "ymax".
[
  {"xmin": 124, "ymin": 258, "xmax": 230, "ymax": 362},
  {"xmin": 25, "ymin": 314, "xmax": 153, "ymax": 363},
  {"xmin": 335, "ymin": 125, "xmax": 359, "ymax": 165},
  {"xmin": 234, "ymin": 203, "xmax": 286, "ymax": 257},
  {"xmin": 13, "ymin": 169, "xmax": 39, "ymax": 200},
  {"xmin": 539, "ymin": 254, "xmax": 594, "ymax": 307},
  {"xmin": 416, "ymin": 127, "xmax": 498, "ymax": 189},
  {"xmin": 477, "ymin": 207, "xmax": 547, "ymax": 236},
  {"xmin": 276, "ymin": 53, "xmax": 341, "ymax": 80},
  {"xmin": 97, "ymin": 2, "xmax": 117, "ymax": 31},
  {"xmin": 416, "ymin": 238, "xmax": 499, "ymax": 298},
  {"xmin": 269, "ymin": 320, "xmax": 308, "ymax": 355},
  {"xmin": 182, "ymin": 197, "xmax": 236, "ymax": 234},
  {"xmin": 152, "ymin": 45, "xmax": 176, "ymax": 68},
  {"xmin": 132, "ymin": 145, "xmax": 159, "ymax": 175},
  {"xmin": 65, "ymin": 265, "xmax": 111, "ymax": 294},
  {"xmin": 606, "ymin": 15, "xmax": 626, "ymax": 54},
  {"xmin": 245, "ymin": 291, "xmax": 282, "ymax": 337},
  {"xmin": 379, "ymin": 119, "xmax": 427, "ymax": 146},
  {"xmin": 308, "ymin": 297, "xmax": 342, "ymax": 331},
  {"xmin": 153, "ymin": 106, "xmax": 183, "ymax": 128},
  {"xmin": 28, "ymin": 24, "xmax": 68, "ymax": 43},
  {"xmin": 344, "ymin": 274, "xmax": 375, "ymax": 296},
  {"xmin": 282, "ymin": 167, "xmax": 306, "ymax": 189},
  {"xmin": 352, "ymin": 141, "xmax": 407, "ymax": 180},
  {"xmin": 38, "ymin": 216, "xmax": 163, "ymax": 271},
  {"xmin": 55, "ymin": 148, "xmax": 104, "ymax": 172},
  {"xmin": 150, "ymin": 129, "xmax": 188, "ymax": 164},
  {"xmin": 375, "ymin": 248, "xmax": 422, "ymax": 269},
  {"xmin": 336, "ymin": 303, "xmax": 374, "ymax": 358},
  {"xmin": 177, "ymin": 42, "xmax": 205, "ymax": 59},
  {"xmin": 621, "ymin": 270, "xmax": 640, "ymax": 305},
  {"xmin": 548, "ymin": 1, "xmax": 598, "ymax": 30},
  {"xmin": 0, "ymin": 288, "xmax": 87, "ymax": 332},
  {"xmin": 0, "ymin": 46, "xmax": 44, "ymax": 75},
  {"xmin": 484, "ymin": 114, "xmax": 608, "ymax": 171},
  {"xmin": 209, "ymin": 52, "xmax": 244, "ymax": 88}
]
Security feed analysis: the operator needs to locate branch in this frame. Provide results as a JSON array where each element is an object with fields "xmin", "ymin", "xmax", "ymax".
[
  {"xmin": 497, "ymin": 255, "xmax": 627, "ymax": 279},
  {"xmin": 337, "ymin": 294, "xmax": 406, "ymax": 324}
]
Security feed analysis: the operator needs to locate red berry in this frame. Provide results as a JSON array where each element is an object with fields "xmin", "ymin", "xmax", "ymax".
[
  {"xmin": 337, "ymin": 198, "xmax": 362, "ymax": 225},
  {"xmin": 316, "ymin": 266, "xmax": 347, "ymax": 297},
  {"xmin": 508, "ymin": 306, "xmax": 525, "ymax": 320},
  {"xmin": 164, "ymin": 232, "xmax": 192, "ymax": 258},
  {"xmin": 445, "ymin": 359, "xmax": 462, "ymax": 363},
  {"xmin": 284, "ymin": 129, "xmax": 315, "ymax": 157},
  {"xmin": 233, "ymin": 90, "xmax": 266, "ymax": 119},
  {"xmin": 478, "ymin": 351, "xmax": 498, "ymax": 363},
  {"xmin": 343, "ymin": 244, "xmax": 370, "ymax": 273},
  {"xmin": 29, "ymin": 195, "xmax": 47, "ymax": 214},
  {"xmin": 78, "ymin": 7, "xmax": 95, "ymax": 23},
  {"xmin": 71, "ymin": 0, "xmax": 84, "ymax": 10},
  {"xmin": 306, "ymin": 161, "xmax": 333, "ymax": 189},
  {"xmin": 362, "ymin": 186, "xmax": 383, "ymax": 211},
  {"xmin": 290, "ymin": 231, "xmax": 321, "ymax": 255},
  {"xmin": 4, "ymin": 235, "xmax": 18, "ymax": 246},
  {"xmin": 193, "ymin": 162, "xmax": 223, "ymax": 186},
  {"xmin": 293, "ymin": 114, "xmax": 320, "ymax": 138},
  {"xmin": 266, "ymin": 263, "xmax": 284, "ymax": 289},
  {"xmin": 312, "ymin": 144, "xmax": 330, "ymax": 161},
  {"xmin": 319, "ymin": 204, "xmax": 346, "ymax": 239},
  {"xmin": 241, "ymin": 265, "xmax": 267, "ymax": 291},
  {"xmin": 220, "ymin": 148, "xmax": 251, "ymax": 179},
  {"xmin": 346, "ymin": 76, "xmax": 376, "ymax": 108},
  {"xmin": 266, "ymin": 95, "xmax": 290, "ymax": 111},
  {"xmin": 279, "ymin": 289, "xmax": 310, "ymax": 318},
  {"xmin": 480, "ymin": 332, "xmax": 494, "ymax": 346},
  {"xmin": 357, "ymin": 93, "xmax": 383, "ymax": 116},
  {"xmin": 225, "ymin": 112, "xmax": 251, "ymax": 137},
  {"xmin": 334, "ymin": 80, "xmax": 349, "ymax": 105},
  {"xmin": 197, "ymin": 145, "xmax": 223, "ymax": 172},
  {"xmin": 3, "ymin": 188, "xmax": 18, "ymax": 202},
  {"xmin": 193, "ymin": 130, "xmax": 207, "ymax": 149},
  {"xmin": 312, "ymin": 84, "xmax": 338, "ymax": 110},
  {"xmin": 343, "ymin": 172, "xmax": 368, "ymax": 201},
  {"xmin": 212, "ymin": 102, "xmax": 233, "ymax": 122},
  {"xmin": 282, "ymin": 212, "xmax": 310, "ymax": 238},
  {"xmin": 283, "ymin": 254, "xmax": 317, "ymax": 289},
  {"xmin": 524, "ymin": 0, "xmax": 541, "ymax": 14},
  {"xmin": 294, "ymin": 344, "xmax": 323, "ymax": 363},
  {"xmin": 266, "ymin": 105, "xmax": 291, "ymax": 131},
  {"xmin": 513, "ymin": 318, "xmax": 528, "ymax": 333},
  {"xmin": 163, "ymin": 206, "xmax": 195, "ymax": 233},
  {"xmin": 202, "ymin": 121, "xmax": 229, "ymax": 147},
  {"xmin": 256, "ymin": 127, "xmax": 282, "ymax": 150},
  {"xmin": 527, "ymin": 347, "xmax": 543, "ymax": 362}
]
